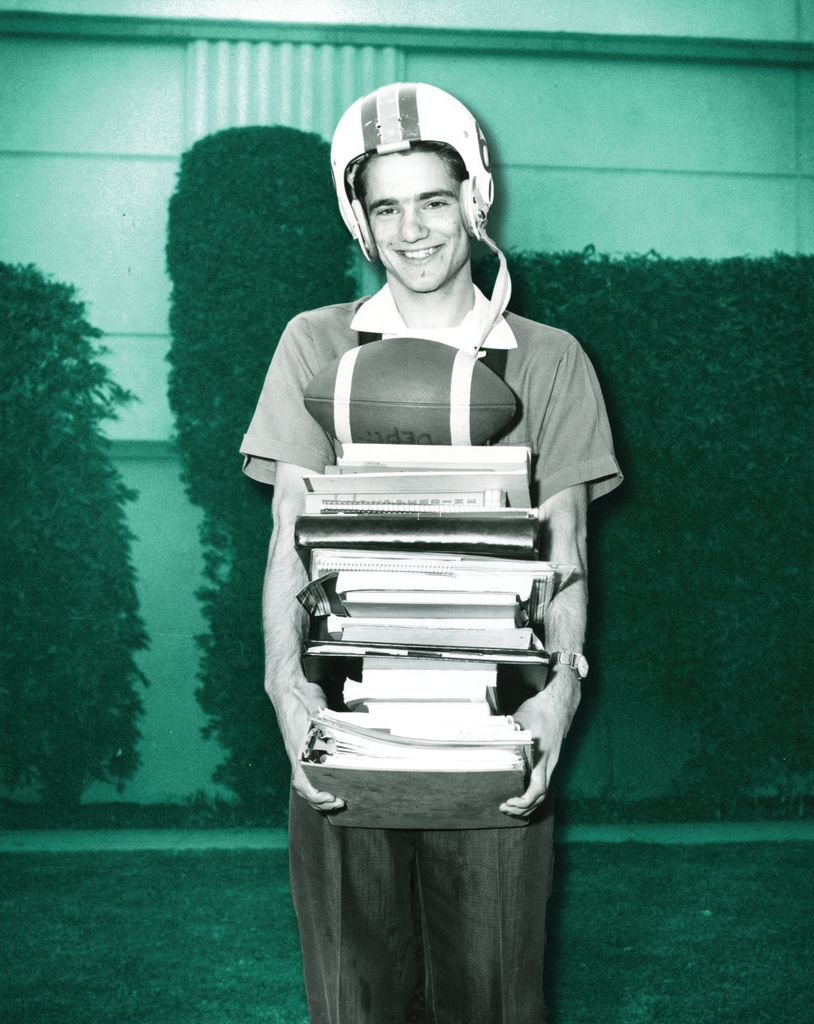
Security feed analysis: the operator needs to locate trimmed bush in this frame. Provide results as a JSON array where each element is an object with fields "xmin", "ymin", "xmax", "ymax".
[
  {"xmin": 166, "ymin": 126, "xmax": 355, "ymax": 814},
  {"xmin": 477, "ymin": 248, "xmax": 813, "ymax": 813},
  {"xmin": 0, "ymin": 262, "xmax": 148, "ymax": 809}
]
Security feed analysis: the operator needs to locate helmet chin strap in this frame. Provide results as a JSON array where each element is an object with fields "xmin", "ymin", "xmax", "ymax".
[{"xmin": 474, "ymin": 228, "xmax": 512, "ymax": 355}]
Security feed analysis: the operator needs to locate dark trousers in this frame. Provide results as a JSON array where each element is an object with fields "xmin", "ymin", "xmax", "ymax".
[{"xmin": 288, "ymin": 789, "xmax": 555, "ymax": 1024}]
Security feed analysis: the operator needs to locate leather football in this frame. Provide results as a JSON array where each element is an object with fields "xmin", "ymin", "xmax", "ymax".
[{"xmin": 303, "ymin": 337, "xmax": 516, "ymax": 446}]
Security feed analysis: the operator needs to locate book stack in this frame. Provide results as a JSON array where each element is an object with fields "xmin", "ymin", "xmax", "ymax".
[{"xmin": 294, "ymin": 444, "xmax": 572, "ymax": 829}]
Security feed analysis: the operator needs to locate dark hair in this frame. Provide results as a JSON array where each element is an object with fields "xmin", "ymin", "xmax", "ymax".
[{"xmin": 350, "ymin": 141, "xmax": 468, "ymax": 209}]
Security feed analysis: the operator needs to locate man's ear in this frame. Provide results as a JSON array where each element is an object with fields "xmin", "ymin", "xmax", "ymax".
[{"xmin": 350, "ymin": 198, "xmax": 378, "ymax": 262}]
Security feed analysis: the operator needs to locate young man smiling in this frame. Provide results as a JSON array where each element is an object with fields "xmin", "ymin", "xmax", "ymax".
[{"xmin": 241, "ymin": 83, "xmax": 622, "ymax": 1024}]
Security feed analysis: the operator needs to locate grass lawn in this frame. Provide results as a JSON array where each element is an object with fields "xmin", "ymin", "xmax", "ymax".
[{"xmin": 2, "ymin": 842, "xmax": 811, "ymax": 1024}]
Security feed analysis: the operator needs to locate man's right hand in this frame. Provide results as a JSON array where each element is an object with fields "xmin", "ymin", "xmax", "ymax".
[
  {"xmin": 279, "ymin": 695, "xmax": 346, "ymax": 813},
  {"xmin": 292, "ymin": 762, "xmax": 345, "ymax": 812},
  {"xmin": 262, "ymin": 459, "xmax": 346, "ymax": 815}
]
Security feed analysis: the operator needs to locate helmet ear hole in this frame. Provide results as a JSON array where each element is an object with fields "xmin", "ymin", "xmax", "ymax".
[
  {"xmin": 350, "ymin": 198, "xmax": 378, "ymax": 263},
  {"xmin": 459, "ymin": 179, "xmax": 486, "ymax": 240}
]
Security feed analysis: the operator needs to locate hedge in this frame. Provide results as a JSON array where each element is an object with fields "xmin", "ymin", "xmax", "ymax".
[
  {"xmin": 166, "ymin": 126, "xmax": 356, "ymax": 813},
  {"xmin": 477, "ymin": 247, "xmax": 813, "ymax": 812},
  {"xmin": 0, "ymin": 262, "xmax": 148, "ymax": 809}
]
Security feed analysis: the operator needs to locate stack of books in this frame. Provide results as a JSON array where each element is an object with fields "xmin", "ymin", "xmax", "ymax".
[{"xmin": 294, "ymin": 444, "xmax": 572, "ymax": 829}]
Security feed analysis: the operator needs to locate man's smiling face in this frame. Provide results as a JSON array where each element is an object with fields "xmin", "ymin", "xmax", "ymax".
[{"xmin": 362, "ymin": 149, "xmax": 472, "ymax": 302}]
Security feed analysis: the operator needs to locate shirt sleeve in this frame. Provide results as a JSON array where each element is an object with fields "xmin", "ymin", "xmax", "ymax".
[
  {"xmin": 239, "ymin": 314, "xmax": 337, "ymax": 485},
  {"xmin": 531, "ymin": 338, "xmax": 623, "ymax": 506}
]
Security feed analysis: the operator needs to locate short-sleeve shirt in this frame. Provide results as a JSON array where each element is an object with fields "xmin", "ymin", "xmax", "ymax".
[{"xmin": 240, "ymin": 299, "xmax": 622, "ymax": 506}]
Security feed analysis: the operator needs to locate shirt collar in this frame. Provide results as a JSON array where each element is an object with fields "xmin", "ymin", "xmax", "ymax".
[{"xmin": 350, "ymin": 283, "xmax": 516, "ymax": 353}]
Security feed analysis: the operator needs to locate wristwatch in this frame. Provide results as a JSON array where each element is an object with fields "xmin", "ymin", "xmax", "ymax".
[{"xmin": 549, "ymin": 651, "xmax": 590, "ymax": 679}]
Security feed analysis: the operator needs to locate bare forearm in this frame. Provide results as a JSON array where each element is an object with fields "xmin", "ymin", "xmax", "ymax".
[
  {"xmin": 262, "ymin": 488, "xmax": 326, "ymax": 767},
  {"xmin": 539, "ymin": 579, "xmax": 584, "ymax": 736},
  {"xmin": 501, "ymin": 484, "xmax": 589, "ymax": 815},
  {"xmin": 539, "ymin": 484, "xmax": 589, "ymax": 723},
  {"xmin": 544, "ymin": 564, "xmax": 587, "ymax": 657},
  {"xmin": 262, "ymin": 464, "xmax": 344, "ymax": 811}
]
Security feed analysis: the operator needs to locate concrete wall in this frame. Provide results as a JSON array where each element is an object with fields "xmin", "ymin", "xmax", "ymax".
[
  {"xmin": 4, "ymin": 0, "xmax": 814, "ymax": 41},
  {"xmin": 1, "ymin": 2, "xmax": 811, "ymax": 802}
]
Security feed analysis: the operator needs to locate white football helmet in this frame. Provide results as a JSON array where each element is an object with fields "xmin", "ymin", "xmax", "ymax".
[
  {"xmin": 331, "ymin": 82, "xmax": 510, "ymax": 349},
  {"xmin": 331, "ymin": 82, "xmax": 495, "ymax": 261}
]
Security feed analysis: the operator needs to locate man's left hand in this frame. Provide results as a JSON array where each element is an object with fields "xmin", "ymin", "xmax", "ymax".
[{"xmin": 498, "ymin": 681, "xmax": 574, "ymax": 818}]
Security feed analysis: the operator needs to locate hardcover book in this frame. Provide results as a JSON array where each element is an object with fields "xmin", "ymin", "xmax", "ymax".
[{"xmin": 301, "ymin": 710, "xmax": 530, "ymax": 829}]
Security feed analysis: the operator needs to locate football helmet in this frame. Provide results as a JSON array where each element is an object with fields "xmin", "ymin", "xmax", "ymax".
[
  {"xmin": 331, "ymin": 81, "xmax": 495, "ymax": 261},
  {"xmin": 330, "ymin": 82, "xmax": 510, "ymax": 350}
]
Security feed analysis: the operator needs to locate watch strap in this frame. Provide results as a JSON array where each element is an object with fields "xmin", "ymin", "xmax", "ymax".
[{"xmin": 549, "ymin": 651, "xmax": 589, "ymax": 678}]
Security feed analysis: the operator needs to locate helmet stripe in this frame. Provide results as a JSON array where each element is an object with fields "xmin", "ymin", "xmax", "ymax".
[
  {"xmin": 359, "ymin": 84, "xmax": 423, "ymax": 154},
  {"xmin": 360, "ymin": 91, "xmax": 380, "ymax": 152},
  {"xmin": 376, "ymin": 84, "xmax": 403, "ymax": 148},
  {"xmin": 397, "ymin": 84, "xmax": 420, "ymax": 143}
]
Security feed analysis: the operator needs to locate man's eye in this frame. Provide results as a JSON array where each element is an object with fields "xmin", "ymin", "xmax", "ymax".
[{"xmin": 373, "ymin": 206, "xmax": 396, "ymax": 217}]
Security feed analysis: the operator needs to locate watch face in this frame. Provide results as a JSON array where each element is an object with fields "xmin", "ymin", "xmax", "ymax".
[{"xmin": 576, "ymin": 654, "xmax": 589, "ymax": 679}]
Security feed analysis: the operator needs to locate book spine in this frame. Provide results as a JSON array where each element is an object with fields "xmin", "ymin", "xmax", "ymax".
[
  {"xmin": 294, "ymin": 514, "xmax": 539, "ymax": 559},
  {"xmin": 339, "ymin": 624, "xmax": 533, "ymax": 650},
  {"xmin": 338, "ymin": 442, "xmax": 531, "ymax": 467},
  {"xmin": 340, "ymin": 596, "xmax": 520, "ymax": 621},
  {"xmin": 332, "ymin": 616, "xmax": 518, "ymax": 630},
  {"xmin": 304, "ymin": 489, "xmax": 505, "ymax": 513},
  {"xmin": 312, "ymin": 554, "xmax": 458, "ymax": 575}
]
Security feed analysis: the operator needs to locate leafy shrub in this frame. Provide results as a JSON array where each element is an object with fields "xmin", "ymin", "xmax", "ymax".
[
  {"xmin": 166, "ymin": 126, "xmax": 355, "ymax": 814},
  {"xmin": 476, "ymin": 247, "xmax": 813, "ymax": 813},
  {"xmin": 0, "ymin": 262, "xmax": 148, "ymax": 809}
]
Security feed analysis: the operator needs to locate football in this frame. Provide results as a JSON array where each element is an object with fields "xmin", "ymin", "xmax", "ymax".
[{"xmin": 303, "ymin": 337, "xmax": 516, "ymax": 446}]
